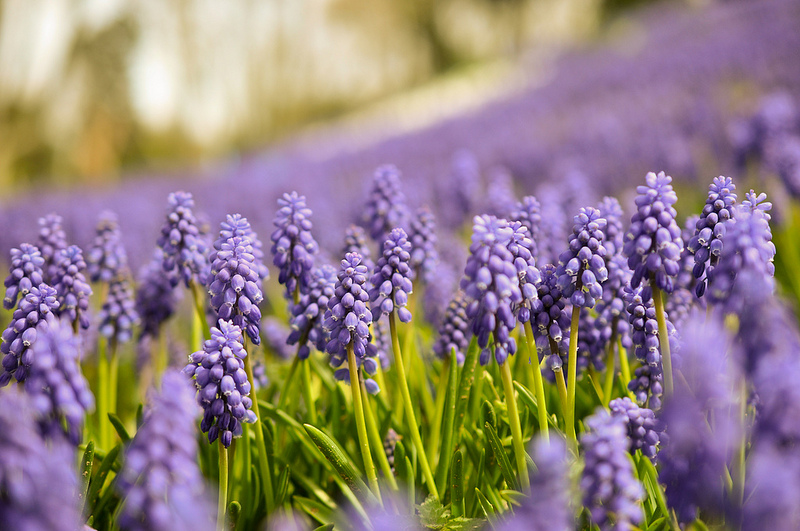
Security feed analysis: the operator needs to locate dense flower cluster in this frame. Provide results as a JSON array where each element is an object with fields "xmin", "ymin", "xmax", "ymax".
[
  {"xmin": 432, "ymin": 290, "xmax": 471, "ymax": 364},
  {"xmin": 183, "ymin": 321, "xmax": 256, "ymax": 447},
  {"xmin": 623, "ymin": 171, "xmax": 683, "ymax": 292},
  {"xmin": 362, "ymin": 165, "xmax": 408, "ymax": 241},
  {"xmin": 687, "ymin": 176, "xmax": 737, "ymax": 297},
  {"xmin": 36, "ymin": 214, "xmax": 68, "ymax": 284},
  {"xmin": 324, "ymin": 252, "xmax": 380, "ymax": 392},
  {"xmin": 135, "ymin": 249, "xmax": 181, "ymax": 339},
  {"xmin": 557, "ymin": 207, "xmax": 608, "ymax": 308},
  {"xmin": 218, "ymin": 214, "xmax": 269, "ymax": 282},
  {"xmin": 0, "ymin": 284, "xmax": 59, "ymax": 385},
  {"xmin": 408, "ymin": 206, "xmax": 438, "ymax": 284},
  {"xmin": 271, "ymin": 192, "xmax": 319, "ymax": 298},
  {"xmin": 157, "ymin": 191, "xmax": 209, "ymax": 288},
  {"xmin": 209, "ymin": 226, "xmax": 264, "ymax": 345},
  {"xmin": 609, "ymin": 397, "xmax": 662, "ymax": 461},
  {"xmin": 118, "ymin": 370, "xmax": 213, "ymax": 531},
  {"xmin": 3, "ymin": 243, "xmax": 45, "ymax": 310},
  {"xmin": 509, "ymin": 195, "xmax": 541, "ymax": 260},
  {"xmin": 52, "ymin": 245, "xmax": 93, "ymax": 330},
  {"xmin": 369, "ymin": 228, "xmax": 414, "ymax": 323},
  {"xmin": 529, "ymin": 264, "xmax": 570, "ymax": 364},
  {"xmin": 597, "ymin": 196, "xmax": 625, "ymax": 258},
  {"xmin": 99, "ymin": 273, "xmax": 139, "ymax": 344},
  {"xmin": 87, "ymin": 211, "xmax": 128, "ymax": 283},
  {"xmin": 25, "ymin": 318, "xmax": 94, "ymax": 445},
  {"xmin": 581, "ymin": 410, "xmax": 644, "ymax": 531},
  {"xmin": 508, "ymin": 221, "xmax": 541, "ymax": 324},
  {"xmin": 287, "ymin": 264, "xmax": 337, "ymax": 359},
  {"xmin": 342, "ymin": 225, "xmax": 374, "ymax": 272}
]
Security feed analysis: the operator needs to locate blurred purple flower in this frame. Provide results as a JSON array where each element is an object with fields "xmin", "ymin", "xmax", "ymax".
[{"xmin": 271, "ymin": 192, "xmax": 319, "ymax": 298}]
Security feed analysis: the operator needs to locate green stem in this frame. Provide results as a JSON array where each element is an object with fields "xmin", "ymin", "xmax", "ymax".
[
  {"xmin": 278, "ymin": 354, "xmax": 301, "ymax": 412},
  {"xmin": 389, "ymin": 312, "xmax": 439, "ymax": 501},
  {"xmin": 108, "ymin": 338, "xmax": 119, "ymax": 416},
  {"xmin": 347, "ymin": 343, "xmax": 383, "ymax": 503},
  {"xmin": 434, "ymin": 348, "xmax": 459, "ymax": 494},
  {"xmin": 218, "ymin": 440, "xmax": 228, "ymax": 531},
  {"xmin": 602, "ymin": 327, "xmax": 617, "ymax": 406},
  {"xmin": 301, "ymin": 359, "xmax": 318, "ymax": 425},
  {"xmin": 732, "ymin": 378, "xmax": 748, "ymax": 515},
  {"xmin": 97, "ymin": 338, "xmax": 109, "ymax": 449},
  {"xmin": 523, "ymin": 322, "xmax": 549, "ymax": 440},
  {"xmin": 190, "ymin": 280, "xmax": 211, "ymax": 342},
  {"xmin": 429, "ymin": 356, "xmax": 450, "ymax": 463},
  {"xmin": 500, "ymin": 361, "xmax": 530, "ymax": 489},
  {"xmin": 651, "ymin": 284, "xmax": 674, "ymax": 397},
  {"xmin": 242, "ymin": 339, "xmax": 274, "ymax": 513},
  {"xmin": 360, "ymin": 372, "xmax": 399, "ymax": 493},
  {"xmin": 566, "ymin": 305, "xmax": 580, "ymax": 445}
]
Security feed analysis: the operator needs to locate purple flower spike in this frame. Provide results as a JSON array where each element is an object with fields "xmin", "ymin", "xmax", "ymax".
[
  {"xmin": 209, "ymin": 221, "xmax": 264, "ymax": 345},
  {"xmin": 183, "ymin": 320, "xmax": 256, "ymax": 447},
  {"xmin": 270, "ymin": 192, "xmax": 319, "ymax": 298},
  {"xmin": 323, "ymin": 252, "xmax": 380, "ymax": 392},
  {"xmin": 118, "ymin": 370, "xmax": 214, "ymax": 531},
  {"xmin": 362, "ymin": 165, "xmax": 408, "ymax": 242},
  {"xmin": 3, "ymin": 243, "xmax": 45, "ymax": 310},
  {"xmin": 52, "ymin": 245, "xmax": 93, "ymax": 330},
  {"xmin": 0, "ymin": 284, "xmax": 59, "ymax": 385},
  {"xmin": 0, "ymin": 389, "xmax": 82, "ymax": 531},
  {"xmin": 510, "ymin": 195, "xmax": 542, "ymax": 260},
  {"xmin": 623, "ymin": 171, "xmax": 683, "ymax": 293},
  {"xmin": 581, "ymin": 409, "xmax": 644, "ymax": 531},
  {"xmin": 408, "ymin": 206, "xmax": 439, "ymax": 284},
  {"xmin": 372, "ymin": 316, "xmax": 392, "ymax": 369},
  {"xmin": 342, "ymin": 224, "xmax": 374, "ymax": 272},
  {"xmin": 741, "ymin": 190, "xmax": 772, "ymax": 219},
  {"xmin": 87, "ymin": 210, "xmax": 128, "ymax": 283},
  {"xmin": 26, "ymin": 317, "xmax": 94, "ymax": 445},
  {"xmin": 157, "ymin": 191, "xmax": 209, "ymax": 288},
  {"xmin": 288, "ymin": 264, "xmax": 337, "ymax": 359},
  {"xmin": 529, "ymin": 264, "xmax": 571, "ymax": 371},
  {"xmin": 706, "ymin": 207, "xmax": 775, "ymax": 315},
  {"xmin": 556, "ymin": 207, "xmax": 608, "ymax": 308},
  {"xmin": 36, "ymin": 213, "xmax": 68, "ymax": 284},
  {"xmin": 687, "ymin": 176, "xmax": 737, "ymax": 297},
  {"xmin": 99, "ymin": 273, "xmax": 139, "ymax": 344},
  {"xmin": 461, "ymin": 216, "xmax": 522, "ymax": 366},
  {"xmin": 433, "ymin": 290, "xmax": 471, "ymax": 364},
  {"xmin": 219, "ymin": 214, "xmax": 270, "ymax": 282},
  {"xmin": 609, "ymin": 397, "xmax": 663, "ymax": 462},
  {"xmin": 136, "ymin": 249, "xmax": 181, "ymax": 340},
  {"xmin": 369, "ymin": 228, "xmax": 415, "ymax": 324},
  {"xmin": 596, "ymin": 196, "xmax": 625, "ymax": 258}
]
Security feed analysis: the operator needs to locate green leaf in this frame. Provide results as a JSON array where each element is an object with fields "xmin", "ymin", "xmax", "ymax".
[
  {"xmin": 135, "ymin": 403, "xmax": 144, "ymax": 428},
  {"xmin": 484, "ymin": 422, "xmax": 519, "ymax": 490},
  {"xmin": 275, "ymin": 465, "xmax": 291, "ymax": 507},
  {"xmin": 87, "ymin": 444, "xmax": 121, "ymax": 509},
  {"xmin": 295, "ymin": 496, "xmax": 336, "ymax": 526},
  {"xmin": 451, "ymin": 449, "xmax": 465, "ymax": 518},
  {"xmin": 481, "ymin": 400, "xmax": 497, "ymax": 430},
  {"xmin": 639, "ymin": 454, "xmax": 670, "ymax": 521},
  {"xmin": 291, "ymin": 469, "xmax": 337, "ymax": 510},
  {"xmin": 434, "ymin": 347, "xmax": 461, "ymax": 494},
  {"xmin": 78, "ymin": 441, "xmax": 94, "ymax": 515},
  {"xmin": 498, "ymin": 489, "xmax": 526, "ymax": 507},
  {"xmin": 646, "ymin": 516, "xmax": 666, "ymax": 531},
  {"xmin": 228, "ymin": 501, "xmax": 242, "ymax": 529},
  {"xmin": 107, "ymin": 413, "xmax": 131, "ymax": 443},
  {"xmin": 474, "ymin": 488, "xmax": 498, "ymax": 528},
  {"xmin": 454, "ymin": 338, "xmax": 479, "ymax": 437},
  {"xmin": 313, "ymin": 525, "xmax": 335, "ymax": 531},
  {"xmin": 419, "ymin": 495, "xmax": 448, "ymax": 529},
  {"xmin": 303, "ymin": 424, "xmax": 378, "ymax": 507}
]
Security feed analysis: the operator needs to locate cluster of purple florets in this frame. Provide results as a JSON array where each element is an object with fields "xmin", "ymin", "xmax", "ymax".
[
  {"xmin": 87, "ymin": 211, "xmax": 128, "ymax": 283},
  {"xmin": 158, "ymin": 191, "xmax": 210, "ymax": 288},
  {"xmin": 1, "ymin": 284, "xmax": 59, "ymax": 385},
  {"xmin": 271, "ymin": 192, "xmax": 318, "ymax": 298},
  {"xmin": 52, "ymin": 245, "xmax": 93, "ymax": 330},
  {"xmin": 369, "ymin": 228, "xmax": 415, "ymax": 323},
  {"xmin": 3, "ymin": 243, "xmax": 45, "ymax": 310},
  {"xmin": 556, "ymin": 207, "xmax": 608, "ymax": 308},
  {"xmin": 287, "ymin": 264, "xmax": 337, "ymax": 359}
]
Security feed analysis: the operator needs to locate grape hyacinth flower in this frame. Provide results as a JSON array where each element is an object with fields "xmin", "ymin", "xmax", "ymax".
[
  {"xmin": 157, "ymin": 191, "xmax": 210, "ymax": 288},
  {"xmin": 557, "ymin": 207, "xmax": 608, "ymax": 307},
  {"xmin": 0, "ymin": 389, "xmax": 82, "ymax": 531},
  {"xmin": 372, "ymin": 316, "xmax": 392, "ymax": 369},
  {"xmin": 687, "ymin": 176, "xmax": 737, "ymax": 297},
  {"xmin": 118, "ymin": 370, "xmax": 214, "ymax": 531},
  {"xmin": 484, "ymin": 166, "xmax": 517, "ymax": 218},
  {"xmin": 287, "ymin": 264, "xmax": 337, "ymax": 359},
  {"xmin": 509, "ymin": 195, "xmax": 542, "ymax": 260},
  {"xmin": 52, "ymin": 245, "xmax": 93, "ymax": 330},
  {"xmin": 529, "ymin": 264, "xmax": 570, "ymax": 371},
  {"xmin": 597, "ymin": 196, "xmax": 625, "ymax": 258},
  {"xmin": 369, "ymin": 228, "xmax": 414, "ymax": 324},
  {"xmin": 0, "ymin": 284, "xmax": 59, "ymax": 385},
  {"xmin": 136, "ymin": 249, "xmax": 181, "ymax": 340},
  {"xmin": 36, "ymin": 213, "xmax": 68, "ymax": 284},
  {"xmin": 408, "ymin": 206, "xmax": 438, "ymax": 284},
  {"xmin": 183, "ymin": 320, "xmax": 256, "ymax": 447},
  {"xmin": 342, "ymin": 224, "xmax": 374, "ymax": 272},
  {"xmin": 87, "ymin": 211, "xmax": 128, "ymax": 283},
  {"xmin": 362, "ymin": 164, "xmax": 408, "ymax": 242},
  {"xmin": 270, "ymin": 192, "xmax": 319, "ymax": 299},
  {"xmin": 581, "ymin": 410, "xmax": 644, "ymax": 531},
  {"xmin": 3, "ymin": 243, "xmax": 45, "ymax": 310},
  {"xmin": 218, "ymin": 213, "xmax": 270, "ymax": 282},
  {"xmin": 438, "ymin": 149, "xmax": 481, "ymax": 230},
  {"xmin": 208, "ymin": 227, "xmax": 264, "ymax": 345},
  {"xmin": 99, "ymin": 272, "xmax": 139, "ymax": 344},
  {"xmin": 422, "ymin": 260, "xmax": 457, "ymax": 328},
  {"xmin": 609, "ymin": 397, "xmax": 662, "ymax": 461},
  {"xmin": 25, "ymin": 317, "xmax": 94, "ymax": 445},
  {"xmin": 432, "ymin": 290, "xmax": 471, "ymax": 364}
]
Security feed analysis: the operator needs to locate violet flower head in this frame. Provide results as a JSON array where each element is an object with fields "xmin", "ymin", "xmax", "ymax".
[
  {"xmin": 484, "ymin": 166, "xmax": 517, "ymax": 218},
  {"xmin": 432, "ymin": 290, "xmax": 471, "ymax": 364},
  {"xmin": 422, "ymin": 260, "xmax": 458, "ymax": 328},
  {"xmin": 580, "ymin": 409, "xmax": 644, "ymax": 531},
  {"xmin": 362, "ymin": 164, "xmax": 408, "ymax": 241},
  {"xmin": 369, "ymin": 228, "xmax": 414, "ymax": 323},
  {"xmin": 157, "ymin": 191, "xmax": 209, "ymax": 288},
  {"xmin": 509, "ymin": 195, "xmax": 542, "ymax": 260},
  {"xmin": 287, "ymin": 264, "xmax": 337, "ymax": 359},
  {"xmin": 556, "ymin": 206, "xmax": 608, "ymax": 308},
  {"xmin": 742, "ymin": 445, "xmax": 800, "ymax": 531},
  {"xmin": 687, "ymin": 176, "xmax": 737, "ymax": 297},
  {"xmin": 209, "ymin": 225, "xmax": 264, "ymax": 345},
  {"xmin": 36, "ymin": 213, "xmax": 68, "ymax": 284},
  {"xmin": 461, "ymin": 216, "xmax": 522, "ymax": 366},
  {"xmin": 740, "ymin": 189, "xmax": 772, "ymax": 219},
  {"xmin": 3, "ymin": 243, "xmax": 45, "ymax": 310},
  {"xmin": 99, "ymin": 272, "xmax": 139, "ymax": 344},
  {"xmin": 118, "ymin": 370, "xmax": 214, "ymax": 531},
  {"xmin": 597, "ymin": 196, "xmax": 625, "ymax": 258},
  {"xmin": 592, "ymin": 254, "xmax": 632, "ymax": 355},
  {"xmin": 609, "ymin": 397, "xmax": 663, "ymax": 462},
  {"xmin": 52, "ymin": 245, "xmax": 93, "ymax": 330},
  {"xmin": 219, "ymin": 213, "xmax": 270, "ymax": 282},
  {"xmin": 342, "ymin": 224, "xmax": 374, "ymax": 272},
  {"xmin": 87, "ymin": 210, "xmax": 128, "ymax": 284},
  {"xmin": 371, "ymin": 316, "xmax": 392, "ymax": 369},
  {"xmin": 439, "ymin": 149, "xmax": 481, "ymax": 230},
  {"xmin": 529, "ymin": 264, "xmax": 570, "ymax": 368},
  {"xmin": 0, "ymin": 389, "xmax": 82, "ymax": 531},
  {"xmin": 270, "ymin": 192, "xmax": 319, "ymax": 298},
  {"xmin": 183, "ymin": 320, "xmax": 256, "ymax": 447},
  {"xmin": 706, "ymin": 207, "xmax": 775, "ymax": 315},
  {"xmin": 25, "ymin": 317, "xmax": 94, "ymax": 445},
  {"xmin": 136, "ymin": 249, "xmax": 181, "ymax": 340},
  {"xmin": 623, "ymin": 171, "xmax": 683, "ymax": 292},
  {"xmin": 323, "ymin": 252, "xmax": 380, "ymax": 393},
  {"xmin": 408, "ymin": 206, "xmax": 438, "ymax": 284},
  {"xmin": 508, "ymin": 221, "xmax": 541, "ymax": 324},
  {"xmin": 0, "ymin": 284, "xmax": 59, "ymax": 385}
]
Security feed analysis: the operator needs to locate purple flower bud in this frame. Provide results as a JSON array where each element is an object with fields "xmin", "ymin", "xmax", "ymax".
[
  {"xmin": 369, "ymin": 228, "xmax": 414, "ymax": 323},
  {"xmin": 609, "ymin": 397, "xmax": 663, "ymax": 462},
  {"xmin": 99, "ymin": 271, "xmax": 139, "ymax": 344},
  {"xmin": 556, "ymin": 207, "xmax": 608, "ymax": 308},
  {"xmin": 136, "ymin": 248, "xmax": 181, "ymax": 340},
  {"xmin": 1, "ymin": 284, "xmax": 59, "ymax": 385},
  {"xmin": 270, "ymin": 192, "xmax": 318, "ymax": 298},
  {"xmin": 51, "ymin": 245, "xmax": 93, "ymax": 330},
  {"xmin": 361, "ymin": 165, "xmax": 408, "ymax": 242},
  {"xmin": 87, "ymin": 210, "xmax": 129, "ymax": 284},
  {"xmin": 342, "ymin": 224, "xmax": 374, "ymax": 272},
  {"xmin": 509, "ymin": 195, "xmax": 542, "ymax": 261},
  {"xmin": 157, "ymin": 192, "xmax": 210, "ymax": 288},
  {"xmin": 288, "ymin": 265, "xmax": 337, "ymax": 359},
  {"xmin": 408, "ymin": 206, "xmax": 438, "ymax": 284},
  {"xmin": 3, "ymin": 243, "xmax": 45, "ymax": 310},
  {"xmin": 433, "ymin": 290, "xmax": 471, "ymax": 364},
  {"xmin": 36, "ymin": 214, "xmax": 68, "ymax": 285}
]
